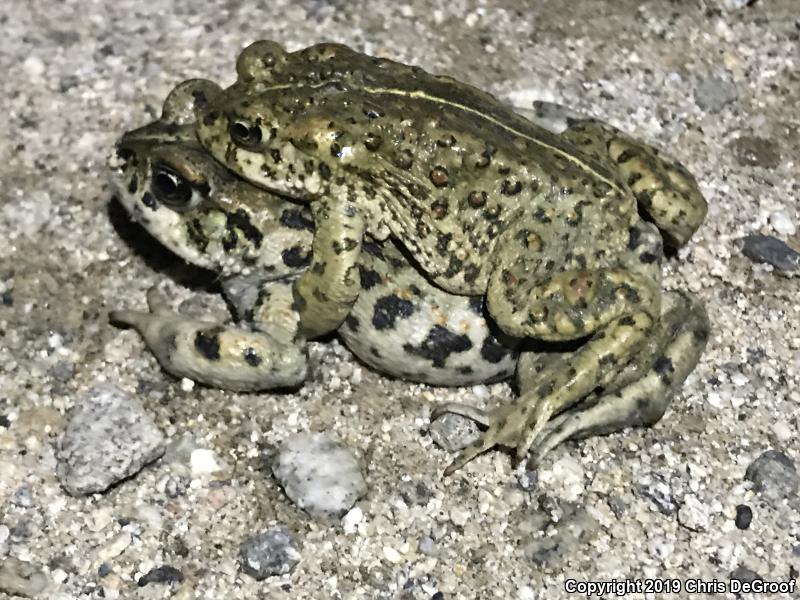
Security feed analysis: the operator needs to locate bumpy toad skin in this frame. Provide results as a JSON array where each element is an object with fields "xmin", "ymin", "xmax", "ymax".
[
  {"xmin": 192, "ymin": 41, "xmax": 710, "ymax": 471},
  {"xmin": 110, "ymin": 80, "xmax": 520, "ymax": 390}
]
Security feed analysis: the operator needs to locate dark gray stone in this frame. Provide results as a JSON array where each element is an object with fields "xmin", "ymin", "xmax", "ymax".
[
  {"xmin": 741, "ymin": 234, "xmax": 800, "ymax": 273},
  {"xmin": 239, "ymin": 526, "xmax": 301, "ymax": 580},
  {"xmin": 745, "ymin": 449, "xmax": 799, "ymax": 502}
]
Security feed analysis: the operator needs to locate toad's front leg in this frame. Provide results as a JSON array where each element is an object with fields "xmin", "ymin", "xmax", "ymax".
[
  {"xmin": 293, "ymin": 195, "xmax": 365, "ymax": 338},
  {"xmin": 110, "ymin": 285, "xmax": 307, "ymax": 391},
  {"xmin": 434, "ymin": 264, "xmax": 660, "ymax": 473}
]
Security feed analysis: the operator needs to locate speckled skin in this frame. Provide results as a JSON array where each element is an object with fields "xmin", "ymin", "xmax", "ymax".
[
  {"xmin": 110, "ymin": 80, "xmax": 520, "ymax": 391},
  {"xmin": 189, "ymin": 41, "xmax": 709, "ymax": 471}
]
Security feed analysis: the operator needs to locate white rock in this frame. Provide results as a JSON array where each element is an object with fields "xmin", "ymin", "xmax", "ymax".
[
  {"xmin": 23, "ymin": 56, "xmax": 45, "ymax": 77},
  {"xmin": 97, "ymin": 532, "xmax": 132, "ymax": 561},
  {"xmin": 677, "ymin": 494, "xmax": 711, "ymax": 532},
  {"xmin": 769, "ymin": 210, "xmax": 796, "ymax": 236},
  {"xmin": 273, "ymin": 432, "xmax": 367, "ymax": 517},
  {"xmin": 190, "ymin": 448, "xmax": 223, "ymax": 476},
  {"xmin": 772, "ymin": 421, "xmax": 792, "ymax": 442},
  {"xmin": 342, "ymin": 507, "xmax": 363, "ymax": 534},
  {"xmin": 382, "ymin": 546, "xmax": 402, "ymax": 564},
  {"xmin": 518, "ymin": 585, "xmax": 537, "ymax": 599},
  {"xmin": 540, "ymin": 456, "xmax": 585, "ymax": 501}
]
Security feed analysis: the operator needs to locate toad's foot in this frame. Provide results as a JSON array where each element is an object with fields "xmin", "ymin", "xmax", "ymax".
[
  {"xmin": 434, "ymin": 290, "xmax": 708, "ymax": 474},
  {"xmin": 110, "ymin": 287, "xmax": 307, "ymax": 391}
]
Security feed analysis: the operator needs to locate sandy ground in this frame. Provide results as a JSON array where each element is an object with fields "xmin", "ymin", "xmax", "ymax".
[{"xmin": 1, "ymin": 0, "xmax": 799, "ymax": 598}]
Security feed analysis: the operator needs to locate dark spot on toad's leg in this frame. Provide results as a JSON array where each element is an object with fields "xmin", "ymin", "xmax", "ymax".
[
  {"xmin": 243, "ymin": 347, "xmax": 262, "ymax": 366},
  {"xmin": 358, "ymin": 265, "xmax": 382, "ymax": 290},
  {"xmin": 194, "ymin": 328, "xmax": 222, "ymax": 361},
  {"xmin": 402, "ymin": 325, "xmax": 473, "ymax": 368},
  {"xmin": 372, "ymin": 295, "xmax": 415, "ymax": 330},
  {"xmin": 344, "ymin": 314, "xmax": 360, "ymax": 332},
  {"xmin": 653, "ymin": 356, "xmax": 674, "ymax": 383},
  {"xmin": 282, "ymin": 246, "xmax": 312, "ymax": 268},
  {"xmin": 480, "ymin": 336, "xmax": 513, "ymax": 364}
]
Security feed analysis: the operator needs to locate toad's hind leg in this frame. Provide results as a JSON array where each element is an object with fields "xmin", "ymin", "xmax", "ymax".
[
  {"xmin": 434, "ymin": 261, "xmax": 661, "ymax": 473},
  {"xmin": 516, "ymin": 101, "xmax": 708, "ymax": 248},
  {"xmin": 524, "ymin": 290, "xmax": 709, "ymax": 466}
]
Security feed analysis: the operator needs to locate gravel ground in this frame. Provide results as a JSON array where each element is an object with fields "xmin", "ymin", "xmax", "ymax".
[{"xmin": 1, "ymin": 1, "xmax": 799, "ymax": 599}]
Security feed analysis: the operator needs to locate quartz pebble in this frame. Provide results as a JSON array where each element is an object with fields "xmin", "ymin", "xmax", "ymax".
[
  {"xmin": 56, "ymin": 384, "xmax": 165, "ymax": 495},
  {"xmin": 272, "ymin": 432, "xmax": 367, "ymax": 517},
  {"xmin": 769, "ymin": 210, "xmax": 796, "ymax": 236}
]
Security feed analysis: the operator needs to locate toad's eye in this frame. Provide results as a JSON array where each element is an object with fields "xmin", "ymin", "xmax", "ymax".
[
  {"xmin": 229, "ymin": 119, "xmax": 263, "ymax": 149},
  {"xmin": 151, "ymin": 164, "xmax": 195, "ymax": 209}
]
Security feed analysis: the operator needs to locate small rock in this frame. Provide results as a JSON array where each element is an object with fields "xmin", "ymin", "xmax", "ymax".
[
  {"xmin": 11, "ymin": 486, "xmax": 34, "ymax": 508},
  {"xmin": 56, "ymin": 384, "xmax": 165, "ymax": 495},
  {"xmin": 540, "ymin": 456, "xmax": 585, "ymax": 502},
  {"xmin": 731, "ymin": 136, "xmax": 781, "ymax": 169},
  {"xmin": 0, "ymin": 556, "xmax": 50, "ymax": 598},
  {"xmin": 239, "ymin": 526, "xmax": 301, "ymax": 580},
  {"xmin": 744, "ymin": 449, "xmax": 799, "ymax": 502},
  {"xmin": 636, "ymin": 472, "xmax": 677, "ymax": 515},
  {"xmin": 429, "ymin": 413, "xmax": 480, "ymax": 452},
  {"xmin": 137, "ymin": 565, "xmax": 184, "ymax": 587},
  {"xmin": 342, "ymin": 507, "xmax": 363, "ymax": 534},
  {"xmin": 729, "ymin": 565, "xmax": 762, "ymax": 584},
  {"xmin": 694, "ymin": 75, "xmax": 737, "ymax": 112},
  {"xmin": 677, "ymin": 494, "xmax": 711, "ymax": 531},
  {"xmin": 273, "ymin": 432, "xmax": 367, "ymax": 517},
  {"xmin": 740, "ymin": 234, "xmax": 800, "ymax": 273},
  {"xmin": 418, "ymin": 536, "xmax": 435, "ymax": 555},
  {"xmin": 22, "ymin": 56, "xmax": 45, "ymax": 78},
  {"xmin": 719, "ymin": 0, "xmax": 752, "ymax": 8},
  {"xmin": 523, "ymin": 502, "xmax": 599, "ymax": 568},
  {"xmin": 734, "ymin": 504, "xmax": 753, "ymax": 529},
  {"xmin": 769, "ymin": 210, "xmax": 796, "ymax": 236},
  {"xmin": 190, "ymin": 448, "xmax": 224, "ymax": 476}
]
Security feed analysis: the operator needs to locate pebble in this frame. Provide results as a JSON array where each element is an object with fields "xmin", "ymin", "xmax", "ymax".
[
  {"xmin": 97, "ymin": 532, "xmax": 133, "ymax": 562},
  {"xmin": 428, "ymin": 413, "xmax": 480, "ymax": 452},
  {"xmin": 0, "ymin": 556, "xmax": 50, "ymax": 598},
  {"xmin": 56, "ymin": 384, "xmax": 165, "ymax": 495},
  {"xmin": 731, "ymin": 135, "xmax": 781, "ymax": 169},
  {"xmin": 740, "ymin": 234, "xmax": 800, "ymax": 273},
  {"xmin": 744, "ymin": 449, "xmax": 799, "ymax": 502},
  {"xmin": 239, "ymin": 526, "xmax": 301, "ymax": 580},
  {"xmin": 735, "ymin": 504, "xmax": 753, "ymax": 529},
  {"xmin": 137, "ymin": 565, "xmax": 185, "ymax": 587},
  {"xmin": 677, "ymin": 494, "xmax": 711, "ymax": 532},
  {"xmin": 342, "ymin": 507, "xmax": 363, "ymax": 534},
  {"xmin": 729, "ymin": 565, "xmax": 761, "ymax": 584},
  {"xmin": 272, "ymin": 432, "xmax": 367, "ymax": 517},
  {"xmin": 539, "ymin": 456, "xmax": 585, "ymax": 502},
  {"xmin": 22, "ymin": 56, "xmax": 45, "ymax": 78},
  {"xmin": 636, "ymin": 472, "xmax": 677, "ymax": 515},
  {"xmin": 694, "ymin": 75, "xmax": 737, "ymax": 112},
  {"xmin": 769, "ymin": 210, "xmax": 796, "ymax": 236},
  {"xmin": 11, "ymin": 486, "xmax": 34, "ymax": 508},
  {"xmin": 190, "ymin": 448, "xmax": 224, "ymax": 476},
  {"xmin": 523, "ymin": 502, "xmax": 599, "ymax": 568}
]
